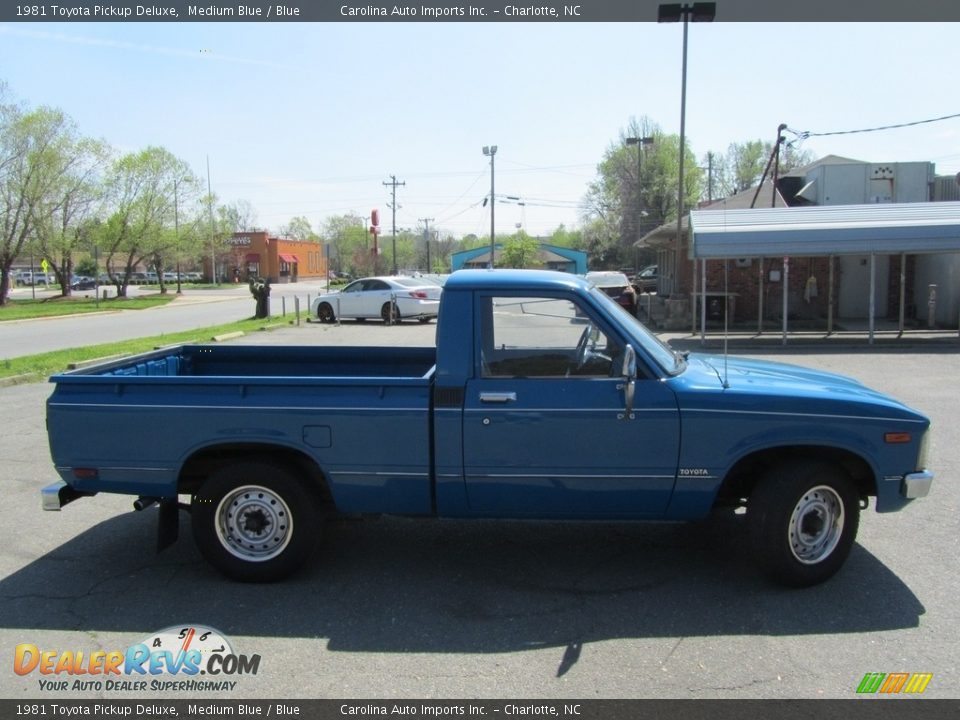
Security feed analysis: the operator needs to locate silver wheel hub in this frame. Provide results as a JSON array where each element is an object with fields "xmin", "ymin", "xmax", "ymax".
[
  {"xmin": 215, "ymin": 485, "xmax": 292, "ymax": 562},
  {"xmin": 788, "ymin": 485, "xmax": 844, "ymax": 565}
]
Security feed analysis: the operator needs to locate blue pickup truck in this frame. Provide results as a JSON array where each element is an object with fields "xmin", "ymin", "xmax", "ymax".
[{"xmin": 43, "ymin": 270, "xmax": 933, "ymax": 586}]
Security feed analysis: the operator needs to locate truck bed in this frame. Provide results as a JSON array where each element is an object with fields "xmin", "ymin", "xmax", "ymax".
[{"xmin": 47, "ymin": 345, "xmax": 438, "ymax": 513}]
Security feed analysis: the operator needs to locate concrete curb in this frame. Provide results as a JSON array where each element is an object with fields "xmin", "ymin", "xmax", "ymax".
[
  {"xmin": 211, "ymin": 331, "xmax": 245, "ymax": 342},
  {"xmin": 0, "ymin": 373, "xmax": 39, "ymax": 388}
]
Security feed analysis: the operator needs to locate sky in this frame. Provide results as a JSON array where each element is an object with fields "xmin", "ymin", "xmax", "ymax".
[{"xmin": 1, "ymin": 19, "xmax": 958, "ymax": 240}]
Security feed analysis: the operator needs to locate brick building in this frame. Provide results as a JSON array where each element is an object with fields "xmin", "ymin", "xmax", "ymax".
[{"xmin": 215, "ymin": 231, "xmax": 328, "ymax": 284}]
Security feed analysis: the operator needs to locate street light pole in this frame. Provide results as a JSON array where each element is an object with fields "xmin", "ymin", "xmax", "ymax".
[
  {"xmin": 174, "ymin": 179, "xmax": 182, "ymax": 295},
  {"xmin": 659, "ymin": 2, "xmax": 715, "ymax": 297},
  {"xmin": 483, "ymin": 145, "xmax": 497, "ymax": 269},
  {"xmin": 625, "ymin": 135, "xmax": 654, "ymax": 226}
]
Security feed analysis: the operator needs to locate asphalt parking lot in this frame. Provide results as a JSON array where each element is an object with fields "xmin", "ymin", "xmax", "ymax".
[{"xmin": 1, "ymin": 321, "xmax": 957, "ymax": 700}]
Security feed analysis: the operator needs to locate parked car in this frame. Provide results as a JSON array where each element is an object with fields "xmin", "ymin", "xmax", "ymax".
[
  {"xmin": 585, "ymin": 271, "xmax": 637, "ymax": 315},
  {"xmin": 70, "ymin": 275, "xmax": 97, "ymax": 290},
  {"xmin": 633, "ymin": 264, "xmax": 658, "ymax": 293},
  {"xmin": 311, "ymin": 276, "xmax": 442, "ymax": 323},
  {"xmin": 16, "ymin": 271, "xmax": 52, "ymax": 286}
]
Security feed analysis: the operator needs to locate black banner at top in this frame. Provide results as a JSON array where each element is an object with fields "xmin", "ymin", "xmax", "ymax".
[{"xmin": 4, "ymin": 0, "xmax": 960, "ymax": 23}]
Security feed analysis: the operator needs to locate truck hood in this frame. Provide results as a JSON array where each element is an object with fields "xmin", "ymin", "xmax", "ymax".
[{"xmin": 677, "ymin": 353, "xmax": 926, "ymax": 422}]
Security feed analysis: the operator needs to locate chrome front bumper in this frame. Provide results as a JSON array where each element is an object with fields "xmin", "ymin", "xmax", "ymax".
[
  {"xmin": 901, "ymin": 470, "xmax": 934, "ymax": 499},
  {"xmin": 41, "ymin": 480, "xmax": 92, "ymax": 511}
]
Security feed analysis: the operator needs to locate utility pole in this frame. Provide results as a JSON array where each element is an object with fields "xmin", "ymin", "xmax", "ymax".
[
  {"xmin": 707, "ymin": 151, "xmax": 714, "ymax": 203},
  {"xmin": 207, "ymin": 155, "xmax": 216, "ymax": 284},
  {"xmin": 419, "ymin": 217, "xmax": 434, "ymax": 272},
  {"xmin": 174, "ymin": 178, "xmax": 181, "ymax": 294},
  {"xmin": 482, "ymin": 145, "xmax": 497, "ymax": 268},
  {"xmin": 383, "ymin": 175, "xmax": 406, "ymax": 275}
]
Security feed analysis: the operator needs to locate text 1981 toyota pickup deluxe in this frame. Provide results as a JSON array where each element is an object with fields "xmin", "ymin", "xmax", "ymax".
[{"xmin": 43, "ymin": 270, "xmax": 933, "ymax": 586}]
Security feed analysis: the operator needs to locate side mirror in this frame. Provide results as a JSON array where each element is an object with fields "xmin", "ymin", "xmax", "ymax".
[
  {"xmin": 621, "ymin": 345, "xmax": 636, "ymax": 420},
  {"xmin": 621, "ymin": 345, "xmax": 637, "ymax": 379}
]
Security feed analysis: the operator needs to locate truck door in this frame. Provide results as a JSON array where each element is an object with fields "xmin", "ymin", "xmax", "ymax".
[{"xmin": 462, "ymin": 294, "xmax": 680, "ymax": 517}]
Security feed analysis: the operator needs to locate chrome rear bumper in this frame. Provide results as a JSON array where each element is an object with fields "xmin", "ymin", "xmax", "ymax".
[{"xmin": 41, "ymin": 481, "xmax": 92, "ymax": 511}]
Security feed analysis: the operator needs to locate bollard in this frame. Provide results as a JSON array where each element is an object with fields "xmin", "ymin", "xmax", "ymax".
[
  {"xmin": 295, "ymin": 296, "xmax": 301, "ymax": 326},
  {"xmin": 927, "ymin": 284, "xmax": 937, "ymax": 329},
  {"xmin": 281, "ymin": 296, "xmax": 286, "ymax": 317}
]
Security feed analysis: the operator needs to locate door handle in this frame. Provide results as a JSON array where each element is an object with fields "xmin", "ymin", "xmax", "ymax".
[{"xmin": 480, "ymin": 392, "xmax": 517, "ymax": 404}]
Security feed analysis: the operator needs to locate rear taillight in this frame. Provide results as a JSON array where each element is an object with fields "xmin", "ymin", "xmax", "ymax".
[{"xmin": 409, "ymin": 291, "xmax": 429, "ymax": 299}]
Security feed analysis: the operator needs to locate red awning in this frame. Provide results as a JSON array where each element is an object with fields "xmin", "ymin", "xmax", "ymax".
[
  {"xmin": 278, "ymin": 253, "xmax": 299, "ymax": 263},
  {"xmin": 244, "ymin": 253, "xmax": 260, "ymax": 262}
]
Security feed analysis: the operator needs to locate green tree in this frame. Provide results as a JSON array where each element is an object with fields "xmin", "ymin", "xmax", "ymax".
[
  {"xmin": 705, "ymin": 139, "xmax": 815, "ymax": 201},
  {"xmin": 219, "ymin": 199, "xmax": 258, "ymax": 233},
  {"xmin": 499, "ymin": 230, "xmax": 540, "ymax": 269},
  {"xmin": 279, "ymin": 215, "xmax": 318, "ymax": 242},
  {"xmin": 321, "ymin": 213, "xmax": 369, "ymax": 276},
  {"xmin": 582, "ymin": 116, "xmax": 701, "ymax": 269},
  {"xmin": 99, "ymin": 147, "xmax": 194, "ymax": 296},
  {"xmin": 32, "ymin": 135, "xmax": 111, "ymax": 297},
  {"xmin": 0, "ymin": 101, "xmax": 92, "ymax": 305},
  {"xmin": 547, "ymin": 224, "xmax": 583, "ymax": 250}
]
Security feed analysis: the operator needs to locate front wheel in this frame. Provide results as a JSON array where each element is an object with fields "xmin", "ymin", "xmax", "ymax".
[
  {"xmin": 191, "ymin": 461, "xmax": 321, "ymax": 582},
  {"xmin": 316, "ymin": 302, "xmax": 335, "ymax": 323},
  {"xmin": 748, "ymin": 460, "xmax": 860, "ymax": 587}
]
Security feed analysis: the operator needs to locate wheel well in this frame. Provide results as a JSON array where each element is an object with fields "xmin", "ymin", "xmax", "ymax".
[
  {"xmin": 177, "ymin": 443, "xmax": 335, "ymax": 511},
  {"xmin": 715, "ymin": 446, "xmax": 875, "ymax": 508}
]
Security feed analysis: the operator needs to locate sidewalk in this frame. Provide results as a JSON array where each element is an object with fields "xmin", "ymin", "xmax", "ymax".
[{"xmin": 660, "ymin": 320, "xmax": 960, "ymax": 353}]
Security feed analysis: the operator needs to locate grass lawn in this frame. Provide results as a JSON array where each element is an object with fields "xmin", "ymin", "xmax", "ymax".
[
  {"xmin": 0, "ymin": 317, "xmax": 288, "ymax": 381},
  {"xmin": 0, "ymin": 293, "xmax": 175, "ymax": 321}
]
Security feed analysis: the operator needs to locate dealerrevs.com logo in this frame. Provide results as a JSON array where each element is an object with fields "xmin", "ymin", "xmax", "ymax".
[
  {"xmin": 14, "ymin": 625, "xmax": 260, "ymax": 693},
  {"xmin": 856, "ymin": 672, "xmax": 933, "ymax": 695}
]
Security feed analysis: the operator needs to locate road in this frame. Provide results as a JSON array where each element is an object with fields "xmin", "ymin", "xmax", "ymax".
[
  {"xmin": 1, "ymin": 322, "xmax": 957, "ymax": 701},
  {"xmin": 1, "ymin": 281, "xmax": 332, "ymax": 360}
]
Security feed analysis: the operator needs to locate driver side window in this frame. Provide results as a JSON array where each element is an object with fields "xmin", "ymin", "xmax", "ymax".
[{"xmin": 480, "ymin": 296, "xmax": 622, "ymax": 378}]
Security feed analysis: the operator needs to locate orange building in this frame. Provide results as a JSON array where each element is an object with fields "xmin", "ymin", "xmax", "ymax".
[{"xmin": 221, "ymin": 231, "xmax": 328, "ymax": 284}]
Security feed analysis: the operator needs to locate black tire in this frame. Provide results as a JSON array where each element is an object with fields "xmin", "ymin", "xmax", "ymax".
[
  {"xmin": 381, "ymin": 302, "xmax": 400, "ymax": 324},
  {"xmin": 191, "ymin": 461, "xmax": 321, "ymax": 582},
  {"xmin": 748, "ymin": 460, "xmax": 860, "ymax": 587},
  {"xmin": 316, "ymin": 303, "xmax": 335, "ymax": 323}
]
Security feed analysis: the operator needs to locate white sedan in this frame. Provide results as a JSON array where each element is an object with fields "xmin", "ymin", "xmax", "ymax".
[{"xmin": 311, "ymin": 276, "xmax": 442, "ymax": 324}]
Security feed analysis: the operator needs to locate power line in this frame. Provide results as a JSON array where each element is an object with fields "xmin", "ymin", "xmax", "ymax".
[{"xmin": 787, "ymin": 112, "xmax": 960, "ymax": 140}]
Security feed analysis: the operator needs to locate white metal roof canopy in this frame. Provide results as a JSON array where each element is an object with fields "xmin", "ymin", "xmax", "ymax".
[
  {"xmin": 688, "ymin": 202, "xmax": 960, "ymax": 259},
  {"xmin": 686, "ymin": 201, "xmax": 960, "ymax": 344}
]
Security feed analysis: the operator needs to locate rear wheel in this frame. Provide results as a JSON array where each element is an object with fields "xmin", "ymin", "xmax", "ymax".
[
  {"xmin": 748, "ymin": 460, "xmax": 860, "ymax": 587},
  {"xmin": 316, "ymin": 302, "xmax": 335, "ymax": 323},
  {"xmin": 381, "ymin": 302, "xmax": 401, "ymax": 324},
  {"xmin": 191, "ymin": 461, "xmax": 321, "ymax": 582}
]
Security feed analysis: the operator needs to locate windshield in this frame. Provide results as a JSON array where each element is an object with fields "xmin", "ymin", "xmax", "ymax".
[{"xmin": 589, "ymin": 287, "xmax": 684, "ymax": 375}]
